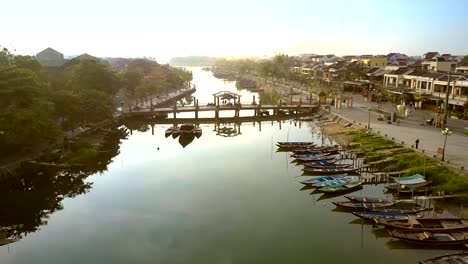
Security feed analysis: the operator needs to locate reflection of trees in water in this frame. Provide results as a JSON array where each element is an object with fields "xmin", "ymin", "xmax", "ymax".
[{"xmin": 0, "ymin": 128, "xmax": 128, "ymax": 242}]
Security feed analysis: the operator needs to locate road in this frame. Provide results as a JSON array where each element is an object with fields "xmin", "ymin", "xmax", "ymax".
[{"xmin": 329, "ymin": 92, "xmax": 468, "ymax": 170}]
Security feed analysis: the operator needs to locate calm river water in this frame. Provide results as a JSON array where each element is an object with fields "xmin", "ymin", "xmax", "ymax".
[{"xmin": 0, "ymin": 68, "xmax": 459, "ymax": 263}]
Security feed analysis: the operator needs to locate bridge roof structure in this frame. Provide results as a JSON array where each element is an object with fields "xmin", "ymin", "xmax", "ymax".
[{"xmin": 213, "ymin": 91, "xmax": 241, "ymax": 101}]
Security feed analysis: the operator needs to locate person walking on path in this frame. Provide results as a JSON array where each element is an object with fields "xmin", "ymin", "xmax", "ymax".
[{"xmin": 415, "ymin": 139, "xmax": 420, "ymax": 149}]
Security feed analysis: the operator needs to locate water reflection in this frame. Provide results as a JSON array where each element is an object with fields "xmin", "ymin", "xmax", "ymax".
[
  {"xmin": 178, "ymin": 134, "xmax": 196, "ymax": 148},
  {"xmin": 0, "ymin": 127, "xmax": 128, "ymax": 246},
  {"xmin": 214, "ymin": 123, "xmax": 241, "ymax": 137}
]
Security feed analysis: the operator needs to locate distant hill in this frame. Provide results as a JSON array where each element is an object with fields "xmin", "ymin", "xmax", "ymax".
[{"xmin": 169, "ymin": 56, "xmax": 217, "ymax": 66}]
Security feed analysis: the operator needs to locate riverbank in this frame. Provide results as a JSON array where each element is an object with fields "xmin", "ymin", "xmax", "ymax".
[
  {"xmin": 0, "ymin": 85, "xmax": 194, "ymax": 177},
  {"xmin": 316, "ymin": 108, "xmax": 468, "ymax": 199}
]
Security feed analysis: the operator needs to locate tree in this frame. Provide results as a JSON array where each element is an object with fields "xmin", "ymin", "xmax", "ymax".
[
  {"xmin": 0, "ymin": 48, "xmax": 59, "ymax": 152},
  {"xmin": 0, "ymin": 100, "xmax": 59, "ymax": 151},
  {"xmin": 121, "ymin": 70, "xmax": 143, "ymax": 97},
  {"xmin": 464, "ymin": 55, "xmax": 468, "ymax": 61},
  {"xmin": 68, "ymin": 60, "xmax": 121, "ymax": 96},
  {"xmin": 13, "ymin": 55, "xmax": 42, "ymax": 74},
  {"xmin": 76, "ymin": 90, "xmax": 113, "ymax": 124},
  {"xmin": 51, "ymin": 90, "xmax": 80, "ymax": 129}
]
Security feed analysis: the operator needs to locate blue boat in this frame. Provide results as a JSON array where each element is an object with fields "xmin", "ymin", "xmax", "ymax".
[
  {"xmin": 301, "ymin": 175, "xmax": 356, "ymax": 188},
  {"xmin": 303, "ymin": 159, "xmax": 337, "ymax": 166},
  {"xmin": 291, "ymin": 153, "xmax": 332, "ymax": 158}
]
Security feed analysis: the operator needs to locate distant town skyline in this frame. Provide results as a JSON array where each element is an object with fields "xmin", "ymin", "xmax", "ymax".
[{"xmin": 2, "ymin": 0, "xmax": 467, "ymax": 61}]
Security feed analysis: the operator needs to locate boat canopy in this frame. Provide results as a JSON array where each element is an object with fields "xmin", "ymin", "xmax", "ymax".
[{"xmin": 392, "ymin": 174, "xmax": 426, "ymax": 185}]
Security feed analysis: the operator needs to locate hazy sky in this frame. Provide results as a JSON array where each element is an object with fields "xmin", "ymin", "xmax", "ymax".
[{"xmin": 2, "ymin": 0, "xmax": 467, "ymax": 61}]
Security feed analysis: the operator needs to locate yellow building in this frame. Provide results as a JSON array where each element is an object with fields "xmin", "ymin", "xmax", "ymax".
[
  {"xmin": 352, "ymin": 56, "xmax": 388, "ymax": 68},
  {"xmin": 361, "ymin": 56, "xmax": 388, "ymax": 67}
]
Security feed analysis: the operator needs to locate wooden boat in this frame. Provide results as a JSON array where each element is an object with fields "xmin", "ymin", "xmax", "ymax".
[
  {"xmin": 295, "ymin": 156, "xmax": 336, "ymax": 162},
  {"xmin": 291, "ymin": 147, "xmax": 339, "ymax": 154},
  {"xmin": 386, "ymin": 181, "xmax": 432, "ymax": 191},
  {"xmin": 301, "ymin": 175, "xmax": 358, "ymax": 188},
  {"xmin": 194, "ymin": 127, "xmax": 202, "ymax": 138},
  {"xmin": 305, "ymin": 164, "xmax": 352, "ymax": 169},
  {"xmin": 172, "ymin": 127, "xmax": 180, "ymax": 138},
  {"xmin": 375, "ymin": 217, "xmax": 468, "ymax": 231},
  {"xmin": 179, "ymin": 124, "xmax": 196, "ymax": 134},
  {"xmin": 277, "ymin": 142, "xmax": 315, "ymax": 149},
  {"xmin": 352, "ymin": 211, "xmax": 422, "ymax": 220},
  {"xmin": 291, "ymin": 152, "xmax": 332, "ymax": 158},
  {"xmin": 303, "ymin": 159, "xmax": 337, "ymax": 166},
  {"xmin": 345, "ymin": 196, "xmax": 392, "ymax": 203},
  {"xmin": 393, "ymin": 186, "xmax": 436, "ymax": 195},
  {"xmin": 165, "ymin": 126, "xmax": 177, "ymax": 137},
  {"xmin": 389, "ymin": 229, "xmax": 468, "ymax": 245},
  {"xmin": 319, "ymin": 181, "xmax": 363, "ymax": 193},
  {"xmin": 392, "ymin": 174, "xmax": 425, "ymax": 184},
  {"xmin": 386, "ymin": 174, "xmax": 429, "ymax": 190},
  {"xmin": 333, "ymin": 201, "xmax": 395, "ymax": 210},
  {"xmin": 419, "ymin": 253, "xmax": 468, "ymax": 264},
  {"xmin": 301, "ymin": 175, "xmax": 344, "ymax": 185},
  {"xmin": 303, "ymin": 167, "xmax": 358, "ymax": 175},
  {"xmin": 370, "ymin": 207, "xmax": 426, "ymax": 214}
]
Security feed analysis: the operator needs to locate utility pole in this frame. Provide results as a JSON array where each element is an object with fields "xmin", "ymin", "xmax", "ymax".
[{"xmin": 443, "ymin": 71, "xmax": 451, "ymax": 128}]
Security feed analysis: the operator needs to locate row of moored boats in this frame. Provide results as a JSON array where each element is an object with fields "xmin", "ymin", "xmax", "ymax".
[{"xmin": 277, "ymin": 141, "xmax": 468, "ymax": 263}]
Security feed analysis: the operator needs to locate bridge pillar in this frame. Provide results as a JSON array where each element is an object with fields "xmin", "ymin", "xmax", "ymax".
[
  {"xmin": 253, "ymin": 95, "xmax": 256, "ymax": 105},
  {"xmin": 215, "ymin": 106, "xmax": 219, "ymax": 119},
  {"xmin": 173, "ymin": 101, "xmax": 177, "ymax": 119},
  {"xmin": 309, "ymin": 92, "xmax": 312, "ymax": 104},
  {"xmin": 151, "ymin": 124, "xmax": 154, "ymax": 135},
  {"xmin": 195, "ymin": 99, "xmax": 199, "ymax": 119}
]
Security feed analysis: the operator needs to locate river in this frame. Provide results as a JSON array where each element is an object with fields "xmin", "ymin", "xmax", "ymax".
[{"xmin": 0, "ymin": 67, "xmax": 459, "ymax": 264}]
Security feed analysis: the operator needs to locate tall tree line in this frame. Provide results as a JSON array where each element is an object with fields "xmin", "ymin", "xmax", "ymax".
[{"xmin": 0, "ymin": 48, "xmax": 192, "ymax": 156}]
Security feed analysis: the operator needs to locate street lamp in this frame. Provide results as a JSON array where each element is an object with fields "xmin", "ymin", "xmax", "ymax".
[
  {"xmin": 441, "ymin": 127, "xmax": 452, "ymax": 161},
  {"xmin": 368, "ymin": 106, "xmax": 371, "ymax": 130}
]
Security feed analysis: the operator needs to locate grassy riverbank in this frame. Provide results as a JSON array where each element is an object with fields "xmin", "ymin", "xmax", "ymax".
[{"xmin": 319, "ymin": 112, "xmax": 468, "ymax": 198}]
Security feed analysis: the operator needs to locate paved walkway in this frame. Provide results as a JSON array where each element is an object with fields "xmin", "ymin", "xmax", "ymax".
[{"xmin": 328, "ymin": 93, "xmax": 468, "ymax": 170}]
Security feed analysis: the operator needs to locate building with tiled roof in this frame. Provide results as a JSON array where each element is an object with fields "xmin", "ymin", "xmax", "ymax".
[
  {"xmin": 36, "ymin": 47, "xmax": 65, "ymax": 67},
  {"xmin": 387, "ymin": 53, "xmax": 408, "ymax": 64},
  {"xmin": 423, "ymin": 52, "xmax": 440, "ymax": 60},
  {"xmin": 456, "ymin": 61, "xmax": 468, "ymax": 73},
  {"xmin": 421, "ymin": 57, "xmax": 457, "ymax": 72},
  {"xmin": 384, "ymin": 66, "xmax": 468, "ymax": 108}
]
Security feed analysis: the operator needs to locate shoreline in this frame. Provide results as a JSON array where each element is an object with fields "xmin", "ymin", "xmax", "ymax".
[{"xmin": 316, "ymin": 108, "xmax": 468, "ymax": 200}]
